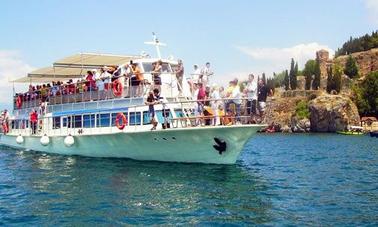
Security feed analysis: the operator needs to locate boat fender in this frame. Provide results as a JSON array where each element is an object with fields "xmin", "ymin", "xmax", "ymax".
[
  {"xmin": 112, "ymin": 79, "xmax": 123, "ymax": 97},
  {"xmin": 40, "ymin": 134, "xmax": 50, "ymax": 146},
  {"xmin": 115, "ymin": 113, "xmax": 127, "ymax": 130},
  {"xmin": 64, "ymin": 135, "xmax": 75, "ymax": 147},
  {"xmin": 16, "ymin": 134, "xmax": 24, "ymax": 144}
]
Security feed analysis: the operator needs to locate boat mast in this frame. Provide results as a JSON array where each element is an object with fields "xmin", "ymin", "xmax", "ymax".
[{"xmin": 144, "ymin": 32, "xmax": 166, "ymax": 59}]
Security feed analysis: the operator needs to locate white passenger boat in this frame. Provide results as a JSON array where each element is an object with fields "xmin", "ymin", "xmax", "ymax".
[{"xmin": 0, "ymin": 37, "xmax": 264, "ymax": 164}]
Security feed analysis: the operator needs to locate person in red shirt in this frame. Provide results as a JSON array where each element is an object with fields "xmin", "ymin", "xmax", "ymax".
[
  {"xmin": 86, "ymin": 71, "xmax": 96, "ymax": 91},
  {"xmin": 30, "ymin": 109, "xmax": 38, "ymax": 134}
]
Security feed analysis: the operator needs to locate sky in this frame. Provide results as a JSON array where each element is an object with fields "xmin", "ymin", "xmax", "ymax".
[{"xmin": 0, "ymin": 0, "xmax": 377, "ymax": 109}]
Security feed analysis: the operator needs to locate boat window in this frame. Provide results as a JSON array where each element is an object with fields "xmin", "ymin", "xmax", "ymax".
[
  {"xmin": 142, "ymin": 62, "xmax": 172, "ymax": 73},
  {"xmin": 129, "ymin": 112, "xmax": 141, "ymax": 126},
  {"xmin": 23, "ymin": 120, "xmax": 29, "ymax": 129},
  {"xmin": 174, "ymin": 109, "xmax": 185, "ymax": 118},
  {"xmin": 143, "ymin": 111, "xmax": 151, "ymax": 125},
  {"xmin": 142, "ymin": 63, "xmax": 153, "ymax": 73},
  {"xmin": 83, "ymin": 114, "xmax": 95, "ymax": 128},
  {"xmin": 53, "ymin": 117, "xmax": 60, "ymax": 129},
  {"xmin": 96, "ymin": 113, "xmax": 110, "ymax": 127},
  {"xmin": 171, "ymin": 64, "xmax": 178, "ymax": 72},
  {"xmin": 72, "ymin": 115, "xmax": 82, "ymax": 128},
  {"xmin": 156, "ymin": 109, "xmax": 172, "ymax": 124},
  {"xmin": 162, "ymin": 63, "xmax": 171, "ymax": 73},
  {"xmin": 62, "ymin": 117, "xmax": 70, "ymax": 127}
]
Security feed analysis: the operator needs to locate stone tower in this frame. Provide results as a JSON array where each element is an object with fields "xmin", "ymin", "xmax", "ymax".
[{"xmin": 316, "ymin": 49, "xmax": 332, "ymax": 90}]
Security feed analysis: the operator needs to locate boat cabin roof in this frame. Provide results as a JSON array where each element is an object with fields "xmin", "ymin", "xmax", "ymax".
[{"xmin": 12, "ymin": 53, "xmax": 143, "ymax": 83}]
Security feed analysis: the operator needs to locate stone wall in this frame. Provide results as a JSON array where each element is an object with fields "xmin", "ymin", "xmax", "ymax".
[{"xmin": 281, "ymin": 90, "xmax": 322, "ymax": 98}]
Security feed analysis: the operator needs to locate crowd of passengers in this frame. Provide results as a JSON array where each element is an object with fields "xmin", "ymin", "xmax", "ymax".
[
  {"xmin": 189, "ymin": 74, "xmax": 271, "ymax": 126},
  {"xmin": 14, "ymin": 60, "xmax": 165, "ymax": 104},
  {"xmin": 12, "ymin": 59, "xmax": 272, "ymax": 128}
]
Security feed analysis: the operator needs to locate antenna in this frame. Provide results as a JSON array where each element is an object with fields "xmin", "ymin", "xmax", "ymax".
[{"xmin": 144, "ymin": 32, "xmax": 166, "ymax": 59}]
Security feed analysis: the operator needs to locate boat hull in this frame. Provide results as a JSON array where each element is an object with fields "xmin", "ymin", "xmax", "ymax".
[{"xmin": 0, "ymin": 125, "xmax": 262, "ymax": 164}]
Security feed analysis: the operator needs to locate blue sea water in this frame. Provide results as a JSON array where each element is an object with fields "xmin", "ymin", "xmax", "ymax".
[{"xmin": 0, "ymin": 134, "xmax": 377, "ymax": 226}]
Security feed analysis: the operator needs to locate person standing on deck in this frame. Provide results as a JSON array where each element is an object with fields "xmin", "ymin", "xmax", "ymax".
[
  {"xmin": 2, "ymin": 110, "xmax": 9, "ymax": 134},
  {"xmin": 190, "ymin": 64, "xmax": 201, "ymax": 94},
  {"xmin": 152, "ymin": 60, "xmax": 162, "ymax": 91},
  {"xmin": 200, "ymin": 62, "xmax": 213, "ymax": 87},
  {"xmin": 145, "ymin": 91, "xmax": 158, "ymax": 130},
  {"xmin": 30, "ymin": 109, "xmax": 38, "ymax": 135},
  {"xmin": 175, "ymin": 59, "xmax": 184, "ymax": 94},
  {"xmin": 257, "ymin": 79, "xmax": 269, "ymax": 122},
  {"xmin": 210, "ymin": 84, "xmax": 221, "ymax": 125},
  {"xmin": 131, "ymin": 63, "xmax": 144, "ymax": 97},
  {"xmin": 246, "ymin": 74, "xmax": 258, "ymax": 123}
]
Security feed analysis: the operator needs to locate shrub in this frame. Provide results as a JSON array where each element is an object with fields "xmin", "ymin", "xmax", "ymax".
[{"xmin": 295, "ymin": 100, "xmax": 310, "ymax": 119}]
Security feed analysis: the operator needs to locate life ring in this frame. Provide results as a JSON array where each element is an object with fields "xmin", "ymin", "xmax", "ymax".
[
  {"xmin": 112, "ymin": 80, "xmax": 123, "ymax": 97},
  {"xmin": 16, "ymin": 96, "xmax": 22, "ymax": 109},
  {"xmin": 115, "ymin": 113, "xmax": 127, "ymax": 130}
]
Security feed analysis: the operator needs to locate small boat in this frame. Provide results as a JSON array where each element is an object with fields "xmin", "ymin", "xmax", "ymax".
[
  {"xmin": 337, "ymin": 126, "xmax": 364, "ymax": 135},
  {"xmin": 370, "ymin": 131, "xmax": 378, "ymax": 138},
  {"xmin": 336, "ymin": 131, "xmax": 364, "ymax": 135}
]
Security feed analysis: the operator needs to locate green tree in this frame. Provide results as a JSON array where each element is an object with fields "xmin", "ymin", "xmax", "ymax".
[
  {"xmin": 326, "ymin": 66, "xmax": 333, "ymax": 93},
  {"xmin": 262, "ymin": 72, "xmax": 266, "ymax": 84},
  {"xmin": 344, "ymin": 55, "xmax": 359, "ymax": 78},
  {"xmin": 293, "ymin": 62, "xmax": 298, "ymax": 90},
  {"xmin": 353, "ymin": 71, "xmax": 378, "ymax": 116},
  {"xmin": 284, "ymin": 70, "xmax": 289, "ymax": 90},
  {"xmin": 312, "ymin": 61, "xmax": 321, "ymax": 90},
  {"xmin": 295, "ymin": 100, "xmax": 310, "ymax": 119},
  {"xmin": 289, "ymin": 58, "xmax": 295, "ymax": 90},
  {"xmin": 273, "ymin": 71, "xmax": 285, "ymax": 88},
  {"xmin": 303, "ymin": 59, "xmax": 316, "ymax": 90},
  {"xmin": 335, "ymin": 30, "xmax": 378, "ymax": 57},
  {"xmin": 333, "ymin": 61, "xmax": 343, "ymax": 93}
]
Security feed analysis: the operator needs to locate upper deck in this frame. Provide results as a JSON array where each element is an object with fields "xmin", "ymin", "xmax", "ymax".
[{"xmin": 12, "ymin": 53, "xmax": 191, "ymax": 118}]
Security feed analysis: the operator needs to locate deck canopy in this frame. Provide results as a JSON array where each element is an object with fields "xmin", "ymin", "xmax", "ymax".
[
  {"xmin": 12, "ymin": 67, "xmax": 87, "ymax": 83},
  {"xmin": 53, "ymin": 53, "xmax": 140, "ymax": 68},
  {"xmin": 12, "ymin": 53, "xmax": 141, "ymax": 83}
]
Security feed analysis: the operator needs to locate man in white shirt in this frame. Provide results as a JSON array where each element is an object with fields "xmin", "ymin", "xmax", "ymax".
[
  {"xmin": 200, "ymin": 62, "xmax": 213, "ymax": 87},
  {"xmin": 245, "ymin": 74, "xmax": 258, "ymax": 122}
]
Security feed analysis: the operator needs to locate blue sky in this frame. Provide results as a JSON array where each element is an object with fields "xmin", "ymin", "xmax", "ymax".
[{"xmin": 0, "ymin": 0, "xmax": 377, "ymax": 108}]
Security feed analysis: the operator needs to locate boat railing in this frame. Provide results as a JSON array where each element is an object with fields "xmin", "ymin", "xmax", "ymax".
[
  {"xmin": 7, "ymin": 97, "xmax": 267, "ymax": 137},
  {"xmin": 13, "ymin": 71, "xmax": 183, "ymax": 111}
]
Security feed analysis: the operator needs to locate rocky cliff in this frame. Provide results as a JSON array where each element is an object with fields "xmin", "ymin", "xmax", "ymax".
[
  {"xmin": 335, "ymin": 48, "xmax": 378, "ymax": 77},
  {"xmin": 308, "ymin": 94, "xmax": 360, "ymax": 132}
]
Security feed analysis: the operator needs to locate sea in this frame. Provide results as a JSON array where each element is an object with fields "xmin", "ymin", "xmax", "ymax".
[{"xmin": 0, "ymin": 134, "xmax": 377, "ymax": 226}]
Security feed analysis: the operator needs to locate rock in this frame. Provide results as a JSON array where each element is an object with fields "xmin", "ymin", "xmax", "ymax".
[
  {"xmin": 298, "ymin": 118, "xmax": 311, "ymax": 132},
  {"xmin": 309, "ymin": 94, "xmax": 360, "ymax": 132},
  {"xmin": 290, "ymin": 116, "xmax": 311, "ymax": 133},
  {"xmin": 281, "ymin": 125, "xmax": 292, "ymax": 133}
]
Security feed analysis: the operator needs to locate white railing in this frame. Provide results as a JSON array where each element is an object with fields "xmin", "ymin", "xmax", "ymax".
[{"xmin": 6, "ymin": 98, "xmax": 266, "ymax": 137}]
